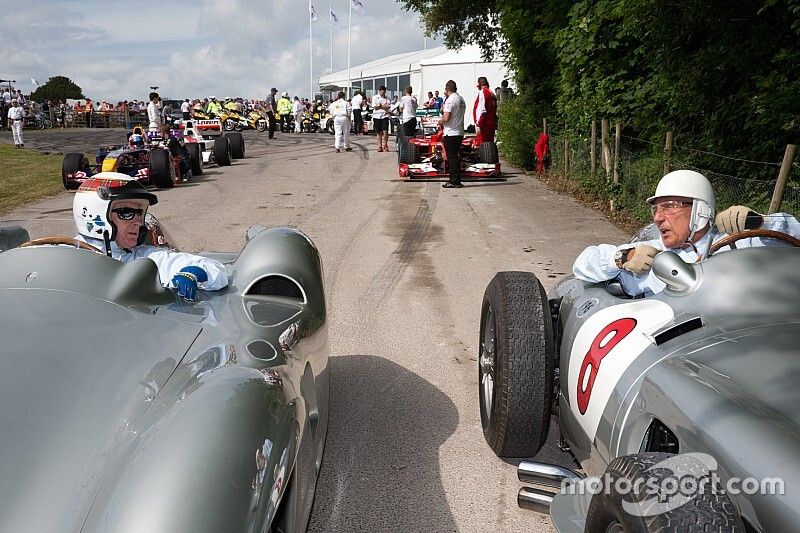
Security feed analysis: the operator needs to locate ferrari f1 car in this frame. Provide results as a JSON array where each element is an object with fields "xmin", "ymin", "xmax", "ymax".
[
  {"xmin": 479, "ymin": 225, "xmax": 800, "ymax": 532},
  {"xmin": 397, "ymin": 129, "xmax": 500, "ymax": 179},
  {"xmin": 0, "ymin": 222, "xmax": 329, "ymax": 533}
]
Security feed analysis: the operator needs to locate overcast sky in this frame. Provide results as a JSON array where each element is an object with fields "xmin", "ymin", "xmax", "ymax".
[{"xmin": 0, "ymin": 0, "xmax": 442, "ymax": 102}]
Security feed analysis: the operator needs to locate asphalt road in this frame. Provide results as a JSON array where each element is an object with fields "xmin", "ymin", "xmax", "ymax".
[{"xmin": 1, "ymin": 128, "xmax": 628, "ymax": 532}]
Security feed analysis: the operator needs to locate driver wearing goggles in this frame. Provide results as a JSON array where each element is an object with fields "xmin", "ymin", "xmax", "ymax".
[
  {"xmin": 573, "ymin": 169, "xmax": 800, "ymax": 296},
  {"xmin": 73, "ymin": 172, "xmax": 228, "ymax": 300}
]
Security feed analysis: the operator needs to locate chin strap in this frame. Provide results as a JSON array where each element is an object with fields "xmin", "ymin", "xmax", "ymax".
[{"xmin": 102, "ymin": 230, "xmax": 112, "ymax": 257}]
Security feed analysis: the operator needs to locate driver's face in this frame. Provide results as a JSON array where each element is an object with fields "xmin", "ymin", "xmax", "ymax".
[
  {"xmin": 110, "ymin": 200, "xmax": 146, "ymax": 249},
  {"xmin": 652, "ymin": 196, "xmax": 692, "ymax": 248}
]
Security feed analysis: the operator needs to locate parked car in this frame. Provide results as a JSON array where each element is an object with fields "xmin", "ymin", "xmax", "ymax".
[
  {"xmin": 479, "ymin": 225, "xmax": 800, "ymax": 532},
  {"xmin": 0, "ymin": 222, "xmax": 330, "ymax": 532}
]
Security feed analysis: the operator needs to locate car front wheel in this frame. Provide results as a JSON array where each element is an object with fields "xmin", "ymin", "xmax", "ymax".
[{"xmin": 479, "ymin": 271, "xmax": 554, "ymax": 457}]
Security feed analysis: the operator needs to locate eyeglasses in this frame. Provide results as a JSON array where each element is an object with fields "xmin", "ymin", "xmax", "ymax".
[
  {"xmin": 650, "ymin": 201, "xmax": 691, "ymax": 216},
  {"xmin": 111, "ymin": 207, "xmax": 145, "ymax": 220}
]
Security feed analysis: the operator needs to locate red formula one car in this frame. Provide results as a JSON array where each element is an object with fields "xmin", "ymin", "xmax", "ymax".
[{"xmin": 397, "ymin": 128, "xmax": 500, "ymax": 179}]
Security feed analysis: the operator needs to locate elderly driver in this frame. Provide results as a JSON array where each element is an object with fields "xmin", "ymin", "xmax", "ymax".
[
  {"xmin": 573, "ymin": 169, "xmax": 800, "ymax": 296},
  {"xmin": 73, "ymin": 172, "xmax": 227, "ymax": 300}
]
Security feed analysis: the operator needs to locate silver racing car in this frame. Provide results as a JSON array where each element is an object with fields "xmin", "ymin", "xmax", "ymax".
[
  {"xmin": 0, "ymin": 223, "xmax": 329, "ymax": 532},
  {"xmin": 479, "ymin": 226, "xmax": 800, "ymax": 532}
]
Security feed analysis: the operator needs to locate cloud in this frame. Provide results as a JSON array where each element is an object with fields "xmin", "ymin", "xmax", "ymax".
[{"xmin": 0, "ymin": 0, "xmax": 441, "ymax": 101}]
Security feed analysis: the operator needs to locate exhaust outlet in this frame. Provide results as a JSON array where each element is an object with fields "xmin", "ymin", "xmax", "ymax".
[
  {"xmin": 518, "ymin": 461, "xmax": 583, "ymax": 489},
  {"xmin": 518, "ymin": 486, "xmax": 554, "ymax": 513}
]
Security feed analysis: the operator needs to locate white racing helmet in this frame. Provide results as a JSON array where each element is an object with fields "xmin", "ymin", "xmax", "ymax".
[
  {"xmin": 281, "ymin": 91, "xmax": 288, "ymax": 98},
  {"xmin": 647, "ymin": 169, "xmax": 715, "ymax": 240},
  {"xmin": 73, "ymin": 172, "xmax": 158, "ymax": 245}
]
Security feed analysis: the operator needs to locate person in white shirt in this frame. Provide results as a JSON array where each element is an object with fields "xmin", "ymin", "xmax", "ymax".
[
  {"xmin": 180, "ymin": 99, "xmax": 191, "ymax": 120},
  {"xmin": 292, "ymin": 96, "xmax": 303, "ymax": 133},
  {"xmin": 437, "ymin": 80, "xmax": 466, "ymax": 188},
  {"xmin": 328, "ymin": 91, "xmax": 352, "ymax": 153},
  {"xmin": 351, "ymin": 91, "xmax": 364, "ymax": 135},
  {"xmin": 399, "ymin": 86, "xmax": 418, "ymax": 137},
  {"xmin": 371, "ymin": 85, "xmax": 391, "ymax": 152},
  {"xmin": 7, "ymin": 99, "xmax": 25, "ymax": 148},
  {"xmin": 73, "ymin": 173, "xmax": 228, "ymax": 300},
  {"xmin": 147, "ymin": 92, "xmax": 163, "ymax": 132},
  {"xmin": 573, "ymin": 169, "xmax": 800, "ymax": 296}
]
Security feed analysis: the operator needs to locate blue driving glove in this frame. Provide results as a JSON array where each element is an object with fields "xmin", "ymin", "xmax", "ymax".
[{"xmin": 171, "ymin": 266, "xmax": 208, "ymax": 301}]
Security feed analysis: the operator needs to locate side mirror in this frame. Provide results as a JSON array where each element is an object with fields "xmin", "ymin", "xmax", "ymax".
[{"xmin": 652, "ymin": 251, "xmax": 702, "ymax": 295}]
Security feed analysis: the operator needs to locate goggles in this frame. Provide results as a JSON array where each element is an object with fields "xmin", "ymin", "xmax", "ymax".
[
  {"xmin": 111, "ymin": 207, "xmax": 145, "ymax": 220},
  {"xmin": 650, "ymin": 200, "xmax": 691, "ymax": 216}
]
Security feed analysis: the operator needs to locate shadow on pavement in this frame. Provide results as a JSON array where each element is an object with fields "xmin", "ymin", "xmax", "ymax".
[{"xmin": 308, "ymin": 354, "xmax": 459, "ymax": 533}]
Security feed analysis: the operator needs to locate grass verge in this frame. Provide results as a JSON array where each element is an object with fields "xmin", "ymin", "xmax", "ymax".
[{"xmin": 0, "ymin": 144, "xmax": 65, "ymax": 216}]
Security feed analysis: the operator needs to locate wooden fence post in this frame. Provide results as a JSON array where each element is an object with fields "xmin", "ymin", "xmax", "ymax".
[
  {"xmin": 601, "ymin": 118, "xmax": 611, "ymax": 181},
  {"xmin": 769, "ymin": 144, "xmax": 797, "ymax": 214},
  {"xmin": 613, "ymin": 122, "xmax": 622, "ymax": 184},
  {"xmin": 664, "ymin": 131, "xmax": 673, "ymax": 176},
  {"xmin": 542, "ymin": 118, "xmax": 548, "ymax": 134},
  {"xmin": 590, "ymin": 120, "xmax": 596, "ymax": 175},
  {"xmin": 564, "ymin": 139, "xmax": 570, "ymax": 177}
]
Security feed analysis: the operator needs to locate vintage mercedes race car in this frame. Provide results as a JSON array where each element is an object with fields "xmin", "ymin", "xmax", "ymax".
[
  {"xmin": 0, "ymin": 223, "xmax": 329, "ymax": 533},
  {"xmin": 398, "ymin": 132, "xmax": 500, "ymax": 179},
  {"xmin": 479, "ymin": 225, "xmax": 800, "ymax": 532}
]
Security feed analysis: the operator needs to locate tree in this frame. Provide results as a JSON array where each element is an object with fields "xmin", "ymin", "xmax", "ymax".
[{"xmin": 30, "ymin": 76, "xmax": 84, "ymax": 102}]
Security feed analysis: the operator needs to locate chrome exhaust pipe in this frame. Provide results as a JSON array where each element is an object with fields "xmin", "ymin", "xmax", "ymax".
[
  {"xmin": 518, "ymin": 486, "xmax": 554, "ymax": 513},
  {"xmin": 518, "ymin": 461, "xmax": 583, "ymax": 490}
]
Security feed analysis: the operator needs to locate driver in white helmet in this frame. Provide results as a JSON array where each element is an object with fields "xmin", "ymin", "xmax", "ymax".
[
  {"xmin": 73, "ymin": 172, "xmax": 228, "ymax": 300},
  {"xmin": 573, "ymin": 169, "xmax": 800, "ymax": 296}
]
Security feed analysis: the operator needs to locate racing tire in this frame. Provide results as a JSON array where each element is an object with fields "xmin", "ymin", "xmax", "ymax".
[
  {"xmin": 227, "ymin": 132, "xmax": 245, "ymax": 159},
  {"xmin": 223, "ymin": 119, "xmax": 236, "ymax": 131},
  {"xmin": 213, "ymin": 136, "xmax": 232, "ymax": 166},
  {"xmin": 148, "ymin": 148, "xmax": 174, "ymax": 188},
  {"xmin": 256, "ymin": 118, "xmax": 268, "ymax": 132},
  {"xmin": 186, "ymin": 143, "xmax": 203, "ymax": 176},
  {"xmin": 585, "ymin": 453, "xmax": 746, "ymax": 532},
  {"xmin": 43, "ymin": 118, "xmax": 53, "ymax": 129},
  {"xmin": 480, "ymin": 271, "xmax": 554, "ymax": 457},
  {"xmin": 477, "ymin": 141, "xmax": 499, "ymax": 164},
  {"xmin": 398, "ymin": 140, "xmax": 420, "ymax": 165},
  {"xmin": 62, "ymin": 152, "xmax": 90, "ymax": 190},
  {"xmin": 326, "ymin": 119, "xmax": 334, "ymax": 135}
]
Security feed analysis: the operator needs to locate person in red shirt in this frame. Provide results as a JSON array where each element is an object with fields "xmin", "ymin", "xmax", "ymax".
[{"xmin": 473, "ymin": 76, "xmax": 497, "ymax": 147}]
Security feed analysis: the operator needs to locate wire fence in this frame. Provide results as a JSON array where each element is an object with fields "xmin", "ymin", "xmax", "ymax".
[{"xmin": 548, "ymin": 131, "xmax": 799, "ymax": 223}]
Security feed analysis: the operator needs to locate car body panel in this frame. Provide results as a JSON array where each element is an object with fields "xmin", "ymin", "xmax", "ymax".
[
  {"xmin": 550, "ymin": 246, "xmax": 800, "ymax": 531},
  {"xmin": 0, "ymin": 226, "xmax": 329, "ymax": 532}
]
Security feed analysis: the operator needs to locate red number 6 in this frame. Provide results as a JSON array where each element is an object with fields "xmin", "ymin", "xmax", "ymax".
[{"xmin": 576, "ymin": 318, "xmax": 637, "ymax": 414}]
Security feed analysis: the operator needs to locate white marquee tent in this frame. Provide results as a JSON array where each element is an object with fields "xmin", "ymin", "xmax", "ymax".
[{"xmin": 318, "ymin": 45, "xmax": 514, "ymax": 127}]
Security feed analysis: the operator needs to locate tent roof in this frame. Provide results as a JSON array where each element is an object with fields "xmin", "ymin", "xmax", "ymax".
[{"xmin": 319, "ymin": 46, "xmax": 447, "ymax": 87}]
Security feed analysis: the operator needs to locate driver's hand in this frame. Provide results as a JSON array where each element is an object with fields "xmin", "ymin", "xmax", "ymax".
[
  {"xmin": 171, "ymin": 266, "xmax": 208, "ymax": 301},
  {"xmin": 715, "ymin": 205, "xmax": 764, "ymax": 234},
  {"xmin": 622, "ymin": 245, "xmax": 659, "ymax": 275}
]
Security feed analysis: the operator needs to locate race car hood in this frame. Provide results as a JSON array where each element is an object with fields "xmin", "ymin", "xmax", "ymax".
[{"xmin": 0, "ymin": 248, "xmax": 202, "ymax": 531}]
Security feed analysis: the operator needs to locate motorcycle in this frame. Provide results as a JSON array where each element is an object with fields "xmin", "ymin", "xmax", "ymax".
[
  {"xmin": 24, "ymin": 111, "xmax": 53, "ymax": 130},
  {"xmin": 300, "ymin": 110, "xmax": 318, "ymax": 133},
  {"xmin": 218, "ymin": 109, "xmax": 268, "ymax": 132}
]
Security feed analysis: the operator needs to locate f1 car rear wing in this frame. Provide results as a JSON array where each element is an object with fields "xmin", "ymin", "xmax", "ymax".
[{"xmin": 184, "ymin": 119, "xmax": 222, "ymax": 141}]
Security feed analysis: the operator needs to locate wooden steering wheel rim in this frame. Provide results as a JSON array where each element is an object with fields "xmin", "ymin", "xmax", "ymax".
[
  {"xmin": 708, "ymin": 229, "xmax": 800, "ymax": 256},
  {"xmin": 19, "ymin": 236, "xmax": 103, "ymax": 253}
]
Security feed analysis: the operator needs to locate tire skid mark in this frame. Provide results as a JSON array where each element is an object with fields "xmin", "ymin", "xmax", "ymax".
[{"xmin": 359, "ymin": 181, "xmax": 440, "ymax": 313}]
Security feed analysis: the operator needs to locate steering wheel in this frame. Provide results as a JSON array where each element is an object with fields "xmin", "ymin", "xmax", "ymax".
[
  {"xmin": 20, "ymin": 236, "xmax": 103, "ymax": 253},
  {"xmin": 708, "ymin": 229, "xmax": 800, "ymax": 256}
]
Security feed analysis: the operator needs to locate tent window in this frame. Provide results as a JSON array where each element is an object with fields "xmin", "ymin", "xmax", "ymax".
[{"xmin": 399, "ymin": 74, "xmax": 410, "ymax": 91}]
